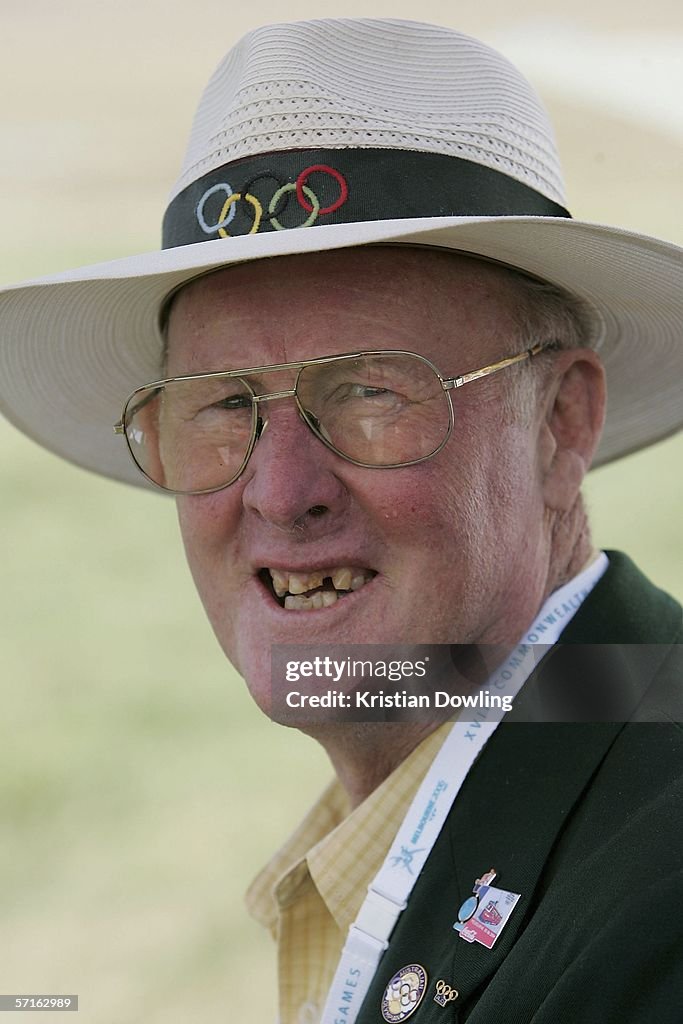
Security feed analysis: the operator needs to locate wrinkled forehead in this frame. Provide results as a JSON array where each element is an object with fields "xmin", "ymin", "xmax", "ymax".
[{"xmin": 162, "ymin": 247, "xmax": 529, "ymax": 374}]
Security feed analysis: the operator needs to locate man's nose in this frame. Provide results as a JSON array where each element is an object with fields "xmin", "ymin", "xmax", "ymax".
[{"xmin": 240, "ymin": 401, "xmax": 349, "ymax": 532}]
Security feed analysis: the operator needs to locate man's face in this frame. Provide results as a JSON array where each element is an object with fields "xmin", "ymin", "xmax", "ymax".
[{"xmin": 168, "ymin": 249, "xmax": 551, "ymax": 715}]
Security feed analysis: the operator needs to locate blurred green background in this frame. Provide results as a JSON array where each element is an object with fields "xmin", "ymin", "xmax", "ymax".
[{"xmin": 1, "ymin": 2, "xmax": 681, "ymax": 1021}]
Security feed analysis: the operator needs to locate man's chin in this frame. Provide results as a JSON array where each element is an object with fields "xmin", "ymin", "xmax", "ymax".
[
  {"xmin": 229, "ymin": 647, "xmax": 274, "ymax": 719},
  {"xmin": 239, "ymin": 675, "xmax": 323, "ymax": 731}
]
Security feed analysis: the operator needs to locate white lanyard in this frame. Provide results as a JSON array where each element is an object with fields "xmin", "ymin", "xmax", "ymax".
[{"xmin": 319, "ymin": 553, "xmax": 608, "ymax": 1024}]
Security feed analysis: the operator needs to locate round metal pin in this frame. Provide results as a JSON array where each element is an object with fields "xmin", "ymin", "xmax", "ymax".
[{"xmin": 381, "ymin": 964, "xmax": 429, "ymax": 1022}]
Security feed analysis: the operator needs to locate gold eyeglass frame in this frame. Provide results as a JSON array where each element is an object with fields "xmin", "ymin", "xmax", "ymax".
[{"xmin": 114, "ymin": 343, "xmax": 548, "ymax": 495}]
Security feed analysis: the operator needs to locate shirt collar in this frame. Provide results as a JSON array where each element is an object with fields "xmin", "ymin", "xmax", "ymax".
[{"xmin": 245, "ymin": 724, "xmax": 450, "ymax": 934}]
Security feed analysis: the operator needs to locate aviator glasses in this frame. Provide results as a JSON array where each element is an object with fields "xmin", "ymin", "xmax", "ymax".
[{"xmin": 114, "ymin": 345, "xmax": 546, "ymax": 494}]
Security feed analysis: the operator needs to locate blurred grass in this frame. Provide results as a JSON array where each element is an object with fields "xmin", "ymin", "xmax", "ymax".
[{"xmin": 1, "ymin": 4, "xmax": 682, "ymax": 1022}]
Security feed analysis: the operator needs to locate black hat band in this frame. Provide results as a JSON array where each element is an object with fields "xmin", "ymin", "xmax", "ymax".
[{"xmin": 162, "ymin": 147, "xmax": 571, "ymax": 248}]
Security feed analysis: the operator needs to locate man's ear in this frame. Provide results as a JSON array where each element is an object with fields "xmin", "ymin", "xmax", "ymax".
[{"xmin": 538, "ymin": 349, "xmax": 606, "ymax": 511}]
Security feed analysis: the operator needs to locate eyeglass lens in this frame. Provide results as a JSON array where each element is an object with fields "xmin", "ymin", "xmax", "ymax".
[{"xmin": 123, "ymin": 353, "xmax": 452, "ymax": 494}]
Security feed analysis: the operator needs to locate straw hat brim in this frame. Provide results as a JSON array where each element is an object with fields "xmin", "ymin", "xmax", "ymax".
[{"xmin": 0, "ymin": 214, "xmax": 681, "ymax": 489}]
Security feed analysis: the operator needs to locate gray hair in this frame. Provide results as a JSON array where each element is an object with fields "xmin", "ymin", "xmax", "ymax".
[{"xmin": 495, "ymin": 267, "xmax": 598, "ymax": 421}]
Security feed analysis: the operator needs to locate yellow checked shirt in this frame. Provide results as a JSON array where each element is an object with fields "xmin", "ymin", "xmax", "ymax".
[{"xmin": 246, "ymin": 725, "xmax": 450, "ymax": 1024}]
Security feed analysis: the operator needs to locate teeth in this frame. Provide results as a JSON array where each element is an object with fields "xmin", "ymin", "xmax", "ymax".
[
  {"xmin": 283, "ymin": 590, "xmax": 341, "ymax": 611},
  {"xmin": 268, "ymin": 566, "xmax": 374, "ymax": 610},
  {"xmin": 284, "ymin": 595, "xmax": 313, "ymax": 610},
  {"xmin": 332, "ymin": 568, "xmax": 353, "ymax": 590},
  {"xmin": 289, "ymin": 571, "xmax": 323, "ymax": 595},
  {"xmin": 270, "ymin": 569, "xmax": 289, "ymax": 598}
]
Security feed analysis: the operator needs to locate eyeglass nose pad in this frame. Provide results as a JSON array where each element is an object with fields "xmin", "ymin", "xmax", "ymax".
[
  {"xmin": 301, "ymin": 408, "xmax": 320, "ymax": 431},
  {"xmin": 300, "ymin": 408, "xmax": 332, "ymax": 444},
  {"xmin": 254, "ymin": 414, "xmax": 266, "ymax": 441}
]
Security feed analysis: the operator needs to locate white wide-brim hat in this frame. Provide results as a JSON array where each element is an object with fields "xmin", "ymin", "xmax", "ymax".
[{"xmin": 0, "ymin": 18, "xmax": 681, "ymax": 489}]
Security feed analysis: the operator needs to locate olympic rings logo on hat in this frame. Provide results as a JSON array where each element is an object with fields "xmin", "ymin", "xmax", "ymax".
[{"xmin": 195, "ymin": 164, "xmax": 349, "ymax": 237}]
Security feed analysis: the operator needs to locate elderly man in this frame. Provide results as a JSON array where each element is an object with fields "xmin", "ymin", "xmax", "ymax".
[{"xmin": 0, "ymin": 18, "xmax": 681, "ymax": 1024}]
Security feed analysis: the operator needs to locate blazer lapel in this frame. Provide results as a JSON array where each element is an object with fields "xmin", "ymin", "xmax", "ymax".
[
  {"xmin": 358, "ymin": 553, "xmax": 681, "ymax": 1022},
  {"xmin": 357, "ymin": 716, "xmax": 623, "ymax": 1023},
  {"xmin": 434, "ymin": 718, "xmax": 624, "ymax": 1017}
]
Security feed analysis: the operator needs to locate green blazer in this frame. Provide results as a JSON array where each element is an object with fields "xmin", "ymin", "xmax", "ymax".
[{"xmin": 357, "ymin": 553, "xmax": 682, "ymax": 1024}]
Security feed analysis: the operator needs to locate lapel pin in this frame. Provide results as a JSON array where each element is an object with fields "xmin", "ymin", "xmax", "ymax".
[
  {"xmin": 453, "ymin": 868, "xmax": 521, "ymax": 949},
  {"xmin": 381, "ymin": 964, "xmax": 428, "ymax": 1022},
  {"xmin": 453, "ymin": 868, "xmax": 497, "ymax": 932},
  {"xmin": 433, "ymin": 980, "xmax": 459, "ymax": 1007}
]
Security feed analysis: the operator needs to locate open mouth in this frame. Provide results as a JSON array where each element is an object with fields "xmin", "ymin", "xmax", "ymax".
[{"xmin": 259, "ymin": 566, "xmax": 376, "ymax": 610}]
